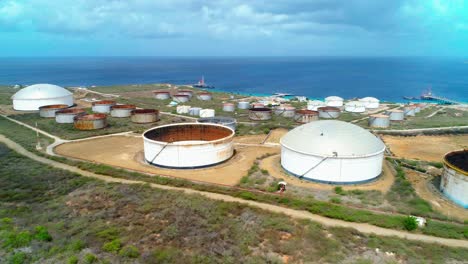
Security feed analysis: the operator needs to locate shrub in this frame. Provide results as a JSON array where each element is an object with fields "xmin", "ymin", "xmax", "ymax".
[
  {"xmin": 9, "ymin": 252, "xmax": 28, "ymax": 264},
  {"xmin": 2, "ymin": 230, "xmax": 32, "ymax": 249},
  {"xmin": 34, "ymin": 226, "xmax": 52, "ymax": 241},
  {"xmin": 96, "ymin": 227, "xmax": 119, "ymax": 241},
  {"xmin": 102, "ymin": 239, "xmax": 122, "ymax": 253},
  {"xmin": 403, "ymin": 216, "xmax": 418, "ymax": 231},
  {"xmin": 330, "ymin": 197, "xmax": 342, "ymax": 204},
  {"xmin": 334, "ymin": 186, "xmax": 345, "ymax": 195},
  {"xmin": 84, "ymin": 253, "xmax": 98, "ymax": 264},
  {"xmin": 67, "ymin": 256, "xmax": 79, "ymax": 264},
  {"xmin": 68, "ymin": 239, "xmax": 85, "ymax": 252},
  {"xmin": 119, "ymin": 245, "xmax": 140, "ymax": 258},
  {"xmin": 260, "ymin": 169, "xmax": 269, "ymax": 175},
  {"xmin": 151, "ymin": 247, "xmax": 182, "ymax": 263}
]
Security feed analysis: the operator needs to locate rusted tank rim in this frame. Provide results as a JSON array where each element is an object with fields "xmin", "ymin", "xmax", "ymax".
[
  {"xmin": 370, "ymin": 114, "xmax": 389, "ymax": 118},
  {"xmin": 92, "ymin": 100, "xmax": 116, "ymax": 106},
  {"xmin": 143, "ymin": 123, "xmax": 234, "ymax": 146},
  {"xmin": 74, "ymin": 113, "xmax": 107, "ymax": 121},
  {"xmin": 249, "ymin": 107, "xmax": 272, "ymax": 112},
  {"xmin": 111, "ymin": 104, "xmax": 136, "ymax": 109},
  {"xmin": 296, "ymin": 109, "xmax": 318, "ymax": 115},
  {"xmin": 223, "ymin": 103, "xmax": 235, "ymax": 106},
  {"xmin": 153, "ymin": 90, "xmax": 170, "ymax": 94},
  {"xmin": 198, "ymin": 92, "xmax": 212, "ymax": 95},
  {"xmin": 276, "ymin": 106, "xmax": 296, "ymax": 110},
  {"xmin": 39, "ymin": 104, "xmax": 69, "ymax": 110},
  {"xmin": 318, "ymin": 106, "xmax": 341, "ymax": 112},
  {"xmin": 443, "ymin": 150, "xmax": 468, "ymax": 176},
  {"xmin": 131, "ymin": 109, "xmax": 158, "ymax": 115},
  {"xmin": 56, "ymin": 108, "xmax": 86, "ymax": 115},
  {"xmin": 178, "ymin": 90, "xmax": 194, "ymax": 93},
  {"xmin": 173, "ymin": 94, "xmax": 190, "ymax": 98}
]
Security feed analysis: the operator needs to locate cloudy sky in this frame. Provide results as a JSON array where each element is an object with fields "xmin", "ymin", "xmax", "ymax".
[{"xmin": 1, "ymin": 0, "xmax": 467, "ymax": 56}]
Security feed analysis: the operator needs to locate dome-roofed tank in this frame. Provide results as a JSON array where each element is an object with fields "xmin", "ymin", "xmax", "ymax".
[{"xmin": 12, "ymin": 84, "xmax": 73, "ymax": 111}]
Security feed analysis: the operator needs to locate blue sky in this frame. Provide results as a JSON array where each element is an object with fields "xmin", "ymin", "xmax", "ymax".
[{"xmin": 1, "ymin": 0, "xmax": 467, "ymax": 56}]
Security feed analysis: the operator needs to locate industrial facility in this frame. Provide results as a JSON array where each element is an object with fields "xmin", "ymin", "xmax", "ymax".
[
  {"xmin": 359, "ymin": 97, "xmax": 380, "ymax": 109},
  {"xmin": 280, "ymin": 120, "xmax": 386, "ymax": 184},
  {"xmin": 39, "ymin": 104, "xmax": 69, "ymax": 118},
  {"xmin": 325, "ymin": 96, "xmax": 344, "ymax": 107},
  {"xmin": 11, "ymin": 84, "xmax": 74, "ymax": 111},
  {"xmin": 440, "ymin": 150, "xmax": 468, "ymax": 208}
]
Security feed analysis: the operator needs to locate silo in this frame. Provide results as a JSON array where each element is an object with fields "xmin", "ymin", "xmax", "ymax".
[
  {"xmin": 176, "ymin": 105, "xmax": 191, "ymax": 114},
  {"xmin": 251, "ymin": 103, "xmax": 265, "ymax": 108},
  {"xmin": 131, "ymin": 109, "xmax": 159, "ymax": 124},
  {"xmin": 189, "ymin": 107, "xmax": 202, "ymax": 116},
  {"xmin": 317, "ymin": 106, "xmax": 341, "ymax": 119},
  {"xmin": 238, "ymin": 101, "xmax": 251, "ymax": 109},
  {"xmin": 110, "ymin": 104, "xmax": 136, "ymax": 118},
  {"xmin": 359, "ymin": 97, "xmax": 380, "ymax": 109},
  {"xmin": 178, "ymin": 90, "xmax": 194, "ymax": 99},
  {"xmin": 222, "ymin": 103, "xmax": 235, "ymax": 112},
  {"xmin": 294, "ymin": 110, "xmax": 319, "ymax": 124},
  {"xmin": 307, "ymin": 100, "xmax": 326, "ymax": 111},
  {"xmin": 440, "ymin": 150, "xmax": 468, "ymax": 208},
  {"xmin": 200, "ymin": 109, "xmax": 215, "ymax": 118},
  {"xmin": 55, "ymin": 108, "xmax": 86, "ymax": 124},
  {"xmin": 345, "ymin": 101, "xmax": 366, "ymax": 113},
  {"xmin": 404, "ymin": 106, "xmax": 416, "ymax": 117},
  {"xmin": 368, "ymin": 114, "xmax": 390, "ymax": 128},
  {"xmin": 153, "ymin": 91, "xmax": 171, "ymax": 100},
  {"xmin": 198, "ymin": 92, "xmax": 212, "ymax": 101},
  {"xmin": 39, "ymin": 104, "xmax": 69, "ymax": 118},
  {"xmin": 274, "ymin": 106, "xmax": 296, "ymax": 118},
  {"xmin": 173, "ymin": 94, "xmax": 190, "ymax": 103},
  {"xmin": 92, "ymin": 100, "xmax": 116, "ymax": 113},
  {"xmin": 74, "ymin": 114, "xmax": 107, "ymax": 130},
  {"xmin": 248, "ymin": 107, "xmax": 272, "ymax": 121},
  {"xmin": 386, "ymin": 109, "xmax": 404, "ymax": 121},
  {"xmin": 197, "ymin": 116, "xmax": 237, "ymax": 131},
  {"xmin": 325, "ymin": 96, "xmax": 344, "ymax": 107},
  {"xmin": 143, "ymin": 123, "xmax": 234, "ymax": 168}
]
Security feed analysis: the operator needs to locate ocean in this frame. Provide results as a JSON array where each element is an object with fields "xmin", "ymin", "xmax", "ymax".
[{"xmin": 0, "ymin": 57, "xmax": 467, "ymax": 102}]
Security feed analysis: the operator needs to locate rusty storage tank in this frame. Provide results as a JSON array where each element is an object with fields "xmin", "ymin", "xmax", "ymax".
[
  {"xmin": 317, "ymin": 106, "xmax": 341, "ymax": 119},
  {"xmin": 294, "ymin": 110, "xmax": 319, "ymax": 123},
  {"xmin": 238, "ymin": 101, "xmax": 251, "ymax": 109},
  {"xmin": 440, "ymin": 150, "xmax": 468, "ymax": 208},
  {"xmin": 153, "ymin": 91, "xmax": 171, "ymax": 100},
  {"xmin": 110, "ymin": 104, "xmax": 136, "ymax": 118},
  {"xmin": 248, "ymin": 107, "xmax": 272, "ymax": 121},
  {"xmin": 274, "ymin": 106, "xmax": 296, "ymax": 118},
  {"xmin": 197, "ymin": 92, "xmax": 212, "ymax": 101},
  {"xmin": 189, "ymin": 107, "xmax": 202, "ymax": 116},
  {"xmin": 131, "ymin": 109, "xmax": 159, "ymax": 124},
  {"xmin": 143, "ymin": 123, "xmax": 235, "ymax": 168},
  {"xmin": 178, "ymin": 90, "xmax": 194, "ymax": 99},
  {"xmin": 368, "ymin": 114, "xmax": 390, "ymax": 128},
  {"xmin": 222, "ymin": 103, "xmax": 235, "ymax": 112},
  {"xmin": 404, "ymin": 105, "xmax": 416, "ymax": 116},
  {"xmin": 251, "ymin": 103, "xmax": 265, "ymax": 108},
  {"xmin": 39, "ymin": 104, "xmax": 69, "ymax": 118},
  {"xmin": 74, "ymin": 114, "xmax": 107, "ymax": 130},
  {"xmin": 197, "ymin": 116, "xmax": 237, "ymax": 131},
  {"xmin": 386, "ymin": 109, "xmax": 404, "ymax": 121},
  {"xmin": 55, "ymin": 108, "xmax": 86, "ymax": 124},
  {"xmin": 199, "ymin": 109, "xmax": 215, "ymax": 118},
  {"xmin": 92, "ymin": 100, "xmax": 116, "ymax": 113},
  {"xmin": 172, "ymin": 94, "xmax": 190, "ymax": 103}
]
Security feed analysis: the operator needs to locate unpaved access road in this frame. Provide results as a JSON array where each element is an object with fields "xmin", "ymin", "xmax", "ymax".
[{"xmin": 1, "ymin": 134, "xmax": 467, "ymax": 249}]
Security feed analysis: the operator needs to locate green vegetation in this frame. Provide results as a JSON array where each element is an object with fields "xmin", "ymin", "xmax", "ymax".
[
  {"xmin": 403, "ymin": 216, "xmax": 418, "ymax": 231},
  {"xmin": 0, "ymin": 85, "xmax": 17, "ymax": 105},
  {"xmin": 1, "ymin": 143, "xmax": 467, "ymax": 263},
  {"xmin": 0, "ymin": 116, "xmax": 52, "ymax": 153}
]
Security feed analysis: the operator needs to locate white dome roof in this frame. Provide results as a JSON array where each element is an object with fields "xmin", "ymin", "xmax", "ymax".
[
  {"xmin": 12, "ymin": 84, "xmax": 72, "ymax": 100},
  {"xmin": 359, "ymin": 97, "xmax": 379, "ymax": 102},
  {"xmin": 280, "ymin": 120, "xmax": 385, "ymax": 157},
  {"xmin": 325, "ymin": 96, "xmax": 343, "ymax": 101},
  {"xmin": 308, "ymin": 100, "xmax": 325, "ymax": 105},
  {"xmin": 345, "ymin": 101, "xmax": 365, "ymax": 106}
]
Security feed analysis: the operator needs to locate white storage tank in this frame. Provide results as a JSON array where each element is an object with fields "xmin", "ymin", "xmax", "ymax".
[
  {"xmin": 197, "ymin": 116, "xmax": 237, "ymax": 131},
  {"xmin": 222, "ymin": 103, "xmax": 235, "ymax": 112},
  {"xmin": 359, "ymin": 97, "xmax": 380, "ymax": 109},
  {"xmin": 294, "ymin": 110, "xmax": 319, "ymax": 124},
  {"xmin": 55, "ymin": 108, "xmax": 86, "ymax": 124},
  {"xmin": 325, "ymin": 96, "xmax": 344, "ymax": 107},
  {"xmin": 317, "ymin": 106, "xmax": 341, "ymax": 119},
  {"xmin": 387, "ymin": 109, "xmax": 404, "ymax": 121},
  {"xmin": 251, "ymin": 103, "xmax": 265, "ymax": 108},
  {"xmin": 274, "ymin": 106, "xmax": 296, "ymax": 118},
  {"xmin": 143, "ymin": 123, "xmax": 235, "ymax": 169},
  {"xmin": 238, "ymin": 101, "xmax": 251, "ymax": 109},
  {"xmin": 280, "ymin": 120, "xmax": 386, "ymax": 184},
  {"xmin": 368, "ymin": 114, "xmax": 390, "ymax": 128},
  {"xmin": 131, "ymin": 109, "xmax": 159, "ymax": 124},
  {"xmin": 198, "ymin": 92, "xmax": 212, "ymax": 101},
  {"xmin": 12, "ymin": 84, "xmax": 74, "ymax": 111},
  {"xmin": 189, "ymin": 107, "xmax": 202, "ymax": 116},
  {"xmin": 307, "ymin": 100, "xmax": 326, "ymax": 111},
  {"xmin": 404, "ymin": 106, "xmax": 416, "ymax": 117},
  {"xmin": 153, "ymin": 91, "xmax": 171, "ymax": 100},
  {"xmin": 200, "ymin": 109, "xmax": 215, "ymax": 118},
  {"xmin": 440, "ymin": 150, "xmax": 468, "ymax": 208},
  {"xmin": 110, "ymin": 104, "xmax": 136, "ymax": 118},
  {"xmin": 178, "ymin": 90, "xmax": 194, "ymax": 99},
  {"xmin": 173, "ymin": 94, "xmax": 190, "ymax": 103},
  {"xmin": 92, "ymin": 100, "xmax": 116, "ymax": 114},
  {"xmin": 176, "ymin": 105, "xmax": 191, "ymax": 114},
  {"xmin": 39, "ymin": 104, "xmax": 69, "ymax": 118},
  {"xmin": 345, "ymin": 101, "xmax": 366, "ymax": 113}
]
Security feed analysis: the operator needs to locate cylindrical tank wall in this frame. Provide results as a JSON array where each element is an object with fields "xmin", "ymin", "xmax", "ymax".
[
  {"xmin": 173, "ymin": 94, "xmax": 190, "ymax": 103},
  {"xmin": 387, "ymin": 110, "xmax": 404, "ymax": 121},
  {"xmin": 92, "ymin": 101, "xmax": 116, "ymax": 113},
  {"xmin": 39, "ymin": 104, "xmax": 69, "ymax": 118},
  {"xmin": 274, "ymin": 106, "xmax": 296, "ymax": 118},
  {"xmin": 368, "ymin": 115, "xmax": 390, "ymax": 128},
  {"xmin": 154, "ymin": 91, "xmax": 171, "ymax": 100},
  {"xmin": 110, "ymin": 105, "xmax": 136, "ymax": 118},
  {"xmin": 74, "ymin": 114, "xmax": 107, "ymax": 130},
  {"xmin": 131, "ymin": 109, "xmax": 159, "ymax": 124},
  {"xmin": 200, "ymin": 109, "xmax": 215, "ymax": 118},
  {"xmin": 197, "ymin": 117, "xmax": 237, "ymax": 131},
  {"xmin": 55, "ymin": 108, "xmax": 86, "ymax": 124},
  {"xmin": 318, "ymin": 107, "xmax": 341, "ymax": 119},
  {"xmin": 248, "ymin": 108, "xmax": 272, "ymax": 121},
  {"xmin": 440, "ymin": 150, "xmax": 468, "ymax": 208},
  {"xmin": 404, "ymin": 106, "xmax": 416, "ymax": 116},
  {"xmin": 294, "ymin": 110, "xmax": 319, "ymax": 123},
  {"xmin": 189, "ymin": 107, "xmax": 202, "ymax": 116},
  {"xmin": 238, "ymin": 101, "xmax": 251, "ymax": 109},
  {"xmin": 223, "ymin": 103, "xmax": 235, "ymax": 112},
  {"xmin": 198, "ymin": 93, "xmax": 212, "ymax": 101}
]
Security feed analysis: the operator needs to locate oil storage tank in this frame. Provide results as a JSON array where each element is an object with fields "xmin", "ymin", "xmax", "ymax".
[
  {"xmin": 131, "ymin": 109, "xmax": 159, "ymax": 124},
  {"xmin": 440, "ymin": 150, "xmax": 468, "ymax": 208},
  {"xmin": 110, "ymin": 104, "xmax": 136, "ymax": 118},
  {"xmin": 189, "ymin": 107, "xmax": 202, "ymax": 116},
  {"xmin": 11, "ymin": 84, "xmax": 74, "ymax": 111},
  {"xmin": 222, "ymin": 103, "xmax": 235, "ymax": 112},
  {"xmin": 404, "ymin": 105, "xmax": 416, "ymax": 117},
  {"xmin": 368, "ymin": 114, "xmax": 390, "ymax": 128},
  {"xmin": 153, "ymin": 91, "xmax": 171, "ymax": 100},
  {"xmin": 325, "ymin": 96, "xmax": 344, "ymax": 107},
  {"xmin": 274, "ymin": 106, "xmax": 296, "ymax": 118},
  {"xmin": 200, "ymin": 109, "xmax": 215, "ymax": 118},
  {"xmin": 39, "ymin": 104, "xmax": 69, "ymax": 118},
  {"xmin": 345, "ymin": 101, "xmax": 366, "ymax": 113},
  {"xmin": 359, "ymin": 97, "xmax": 380, "ymax": 109},
  {"xmin": 307, "ymin": 100, "xmax": 326, "ymax": 111},
  {"xmin": 249, "ymin": 107, "xmax": 272, "ymax": 121},
  {"xmin": 55, "ymin": 108, "xmax": 86, "ymax": 124},
  {"xmin": 198, "ymin": 92, "xmax": 212, "ymax": 101},
  {"xmin": 294, "ymin": 110, "xmax": 319, "ymax": 123},
  {"xmin": 317, "ymin": 106, "xmax": 340, "ymax": 119},
  {"xmin": 92, "ymin": 100, "xmax": 116, "ymax": 113},
  {"xmin": 178, "ymin": 90, "xmax": 194, "ymax": 99},
  {"xmin": 238, "ymin": 101, "xmax": 251, "ymax": 109},
  {"xmin": 173, "ymin": 94, "xmax": 190, "ymax": 103},
  {"xmin": 387, "ymin": 109, "xmax": 404, "ymax": 121},
  {"xmin": 143, "ymin": 123, "xmax": 235, "ymax": 169},
  {"xmin": 74, "ymin": 114, "xmax": 107, "ymax": 130},
  {"xmin": 197, "ymin": 116, "xmax": 237, "ymax": 131},
  {"xmin": 280, "ymin": 120, "xmax": 385, "ymax": 184}
]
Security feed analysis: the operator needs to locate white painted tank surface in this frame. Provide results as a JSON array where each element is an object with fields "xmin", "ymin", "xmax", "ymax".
[
  {"xmin": 345, "ymin": 101, "xmax": 366, "ymax": 113},
  {"xmin": 359, "ymin": 97, "xmax": 380, "ymax": 109},
  {"xmin": 143, "ymin": 123, "xmax": 235, "ymax": 169},
  {"xmin": 130, "ymin": 109, "xmax": 159, "ymax": 124},
  {"xmin": 413, "ymin": 104, "xmax": 421, "ymax": 113},
  {"xmin": 200, "ymin": 109, "xmax": 215, "ymax": 118},
  {"xmin": 189, "ymin": 107, "xmax": 202, "ymax": 116},
  {"xmin": 280, "ymin": 120, "xmax": 386, "ymax": 184},
  {"xmin": 176, "ymin": 105, "xmax": 191, "ymax": 114},
  {"xmin": 92, "ymin": 100, "xmax": 116, "ymax": 113},
  {"xmin": 222, "ymin": 103, "xmax": 235, "ymax": 112},
  {"xmin": 238, "ymin": 101, "xmax": 251, "ymax": 109},
  {"xmin": 197, "ymin": 116, "xmax": 237, "ymax": 131},
  {"xmin": 386, "ymin": 109, "xmax": 404, "ymax": 121},
  {"xmin": 294, "ymin": 110, "xmax": 319, "ymax": 124},
  {"xmin": 307, "ymin": 100, "xmax": 326, "ymax": 111},
  {"xmin": 39, "ymin": 104, "xmax": 69, "ymax": 118},
  {"xmin": 110, "ymin": 104, "xmax": 136, "ymax": 118},
  {"xmin": 249, "ymin": 107, "xmax": 272, "ymax": 121},
  {"xmin": 274, "ymin": 106, "xmax": 296, "ymax": 118},
  {"xmin": 317, "ymin": 106, "xmax": 341, "ymax": 119},
  {"xmin": 153, "ymin": 91, "xmax": 171, "ymax": 100},
  {"xmin": 251, "ymin": 103, "xmax": 265, "ymax": 108},
  {"xmin": 55, "ymin": 108, "xmax": 86, "ymax": 124},
  {"xmin": 12, "ymin": 84, "xmax": 74, "ymax": 111},
  {"xmin": 368, "ymin": 114, "xmax": 390, "ymax": 128},
  {"xmin": 404, "ymin": 106, "xmax": 416, "ymax": 116},
  {"xmin": 198, "ymin": 92, "xmax": 212, "ymax": 101},
  {"xmin": 178, "ymin": 90, "xmax": 194, "ymax": 98},
  {"xmin": 173, "ymin": 94, "xmax": 190, "ymax": 103},
  {"xmin": 325, "ymin": 96, "xmax": 344, "ymax": 107},
  {"xmin": 440, "ymin": 150, "xmax": 468, "ymax": 208}
]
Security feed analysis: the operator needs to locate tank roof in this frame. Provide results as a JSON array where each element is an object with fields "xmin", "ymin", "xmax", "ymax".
[{"xmin": 12, "ymin": 84, "xmax": 72, "ymax": 100}]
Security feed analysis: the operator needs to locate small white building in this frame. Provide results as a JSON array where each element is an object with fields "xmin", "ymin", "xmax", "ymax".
[{"xmin": 11, "ymin": 84, "xmax": 73, "ymax": 111}]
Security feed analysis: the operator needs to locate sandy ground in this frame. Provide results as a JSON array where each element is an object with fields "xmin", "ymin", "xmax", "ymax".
[
  {"xmin": 382, "ymin": 135, "xmax": 468, "ymax": 162},
  {"xmin": 405, "ymin": 169, "xmax": 468, "ymax": 221},
  {"xmin": 259, "ymin": 154, "xmax": 395, "ymax": 192},
  {"xmin": 233, "ymin": 128, "xmax": 287, "ymax": 145},
  {"xmin": 55, "ymin": 135, "xmax": 279, "ymax": 186}
]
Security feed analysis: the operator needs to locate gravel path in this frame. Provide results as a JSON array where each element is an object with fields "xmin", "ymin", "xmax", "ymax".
[{"xmin": 1, "ymin": 134, "xmax": 467, "ymax": 249}]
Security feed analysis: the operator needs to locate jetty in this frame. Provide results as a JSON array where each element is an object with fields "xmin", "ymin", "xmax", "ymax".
[{"xmin": 421, "ymin": 94, "xmax": 463, "ymax": 105}]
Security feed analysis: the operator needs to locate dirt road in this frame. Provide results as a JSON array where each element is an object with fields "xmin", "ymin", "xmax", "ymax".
[{"xmin": 1, "ymin": 134, "xmax": 467, "ymax": 249}]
